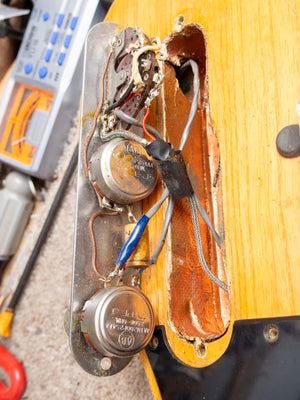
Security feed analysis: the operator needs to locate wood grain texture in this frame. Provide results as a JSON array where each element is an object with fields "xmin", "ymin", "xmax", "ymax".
[{"xmin": 106, "ymin": 0, "xmax": 300, "ymax": 367}]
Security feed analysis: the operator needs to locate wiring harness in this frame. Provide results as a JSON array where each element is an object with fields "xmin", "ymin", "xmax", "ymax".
[{"xmin": 84, "ymin": 27, "xmax": 228, "ymax": 292}]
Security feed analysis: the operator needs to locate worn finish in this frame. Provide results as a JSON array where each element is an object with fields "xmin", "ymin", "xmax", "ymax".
[{"xmin": 105, "ymin": 0, "xmax": 300, "ymax": 369}]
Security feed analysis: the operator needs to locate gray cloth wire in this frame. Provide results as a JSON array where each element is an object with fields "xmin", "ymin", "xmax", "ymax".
[
  {"xmin": 192, "ymin": 193, "xmax": 221, "ymax": 248},
  {"xmin": 189, "ymin": 195, "xmax": 228, "ymax": 292},
  {"xmin": 100, "ymin": 128, "xmax": 148, "ymax": 147}
]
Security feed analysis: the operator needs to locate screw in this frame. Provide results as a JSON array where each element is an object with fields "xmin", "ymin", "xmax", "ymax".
[
  {"xmin": 100, "ymin": 357, "xmax": 112, "ymax": 371},
  {"xmin": 148, "ymin": 336, "xmax": 159, "ymax": 350},
  {"xmin": 264, "ymin": 324, "xmax": 279, "ymax": 343}
]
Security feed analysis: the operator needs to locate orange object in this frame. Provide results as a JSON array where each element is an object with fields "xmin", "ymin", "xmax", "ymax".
[
  {"xmin": 0, "ymin": 82, "xmax": 54, "ymax": 166},
  {"xmin": 0, "ymin": 343, "xmax": 26, "ymax": 400}
]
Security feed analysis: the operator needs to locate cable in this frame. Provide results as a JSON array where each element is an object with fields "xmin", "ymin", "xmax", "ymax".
[
  {"xmin": 193, "ymin": 193, "xmax": 221, "ymax": 248},
  {"xmin": 145, "ymin": 188, "xmax": 169, "ymax": 219},
  {"xmin": 100, "ymin": 128, "xmax": 149, "ymax": 147},
  {"xmin": 113, "ymin": 60, "xmax": 200, "ymax": 268},
  {"xmin": 104, "ymin": 81, "xmax": 135, "ymax": 114},
  {"xmin": 108, "ymin": 56, "xmax": 224, "ymax": 291},
  {"xmin": 117, "ymin": 92, "xmax": 134, "ymax": 109},
  {"xmin": 179, "ymin": 60, "xmax": 200, "ymax": 151},
  {"xmin": 114, "ymin": 109, "xmax": 163, "ymax": 140},
  {"xmin": 189, "ymin": 195, "xmax": 228, "ymax": 292},
  {"xmin": 142, "ymin": 108, "xmax": 156, "ymax": 141},
  {"xmin": 150, "ymin": 195, "xmax": 174, "ymax": 265}
]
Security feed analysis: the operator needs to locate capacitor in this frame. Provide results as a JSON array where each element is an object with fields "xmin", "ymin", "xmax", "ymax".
[
  {"xmin": 81, "ymin": 285, "xmax": 154, "ymax": 358},
  {"xmin": 124, "ymin": 223, "xmax": 149, "ymax": 269},
  {"xmin": 89, "ymin": 138, "xmax": 157, "ymax": 205},
  {"xmin": 0, "ymin": 171, "xmax": 34, "ymax": 262}
]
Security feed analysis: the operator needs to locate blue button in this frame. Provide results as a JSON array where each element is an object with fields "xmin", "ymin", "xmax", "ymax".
[
  {"xmin": 24, "ymin": 63, "xmax": 33, "ymax": 74},
  {"xmin": 70, "ymin": 17, "xmax": 78, "ymax": 30},
  {"xmin": 50, "ymin": 31, "xmax": 59, "ymax": 45},
  {"xmin": 57, "ymin": 52, "xmax": 66, "ymax": 66},
  {"xmin": 43, "ymin": 12, "xmax": 50, "ymax": 21},
  {"xmin": 64, "ymin": 34, "xmax": 72, "ymax": 49},
  {"xmin": 44, "ymin": 49, "xmax": 53, "ymax": 62},
  {"xmin": 57, "ymin": 13, "xmax": 64, "ymax": 27},
  {"xmin": 38, "ymin": 66, "xmax": 48, "ymax": 78}
]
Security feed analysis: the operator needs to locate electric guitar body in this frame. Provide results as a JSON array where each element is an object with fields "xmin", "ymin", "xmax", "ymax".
[{"xmin": 77, "ymin": 0, "xmax": 300, "ymax": 398}]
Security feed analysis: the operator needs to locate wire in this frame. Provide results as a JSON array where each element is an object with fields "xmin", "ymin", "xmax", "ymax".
[
  {"xmin": 114, "ymin": 61, "xmax": 200, "ymax": 268},
  {"xmin": 89, "ymin": 210, "xmax": 119, "ymax": 281},
  {"xmin": 189, "ymin": 195, "xmax": 228, "ymax": 292},
  {"xmin": 82, "ymin": 48, "xmax": 113, "ymax": 177},
  {"xmin": 100, "ymin": 128, "xmax": 149, "ymax": 147},
  {"xmin": 104, "ymin": 81, "xmax": 135, "ymax": 114},
  {"xmin": 117, "ymin": 92, "xmax": 135, "ymax": 109},
  {"xmin": 110, "ymin": 57, "xmax": 224, "ymax": 292},
  {"xmin": 114, "ymin": 109, "xmax": 163, "ymax": 140},
  {"xmin": 179, "ymin": 60, "xmax": 200, "ymax": 151},
  {"xmin": 192, "ymin": 193, "xmax": 221, "ymax": 248},
  {"xmin": 145, "ymin": 188, "xmax": 169, "ymax": 219},
  {"xmin": 113, "ymin": 189, "xmax": 169, "ymax": 271},
  {"xmin": 116, "ymin": 215, "xmax": 149, "ymax": 268},
  {"xmin": 150, "ymin": 195, "xmax": 174, "ymax": 265},
  {"xmin": 142, "ymin": 108, "xmax": 156, "ymax": 141}
]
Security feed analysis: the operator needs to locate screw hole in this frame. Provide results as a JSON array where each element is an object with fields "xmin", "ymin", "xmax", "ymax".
[
  {"xmin": 148, "ymin": 336, "xmax": 159, "ymax": 350},
  {"xmin": 195, "ymin": 341, "xmax": 206, "ymax": 358},
  {"xmin": 264, "ymin": 324, "xmax": 279, "ymax": 343}
]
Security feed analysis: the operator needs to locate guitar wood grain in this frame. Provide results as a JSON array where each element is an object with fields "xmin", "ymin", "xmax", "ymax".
[{"xmin": 106, "ymin": 0, "xmax": 300, "ymax": 368}]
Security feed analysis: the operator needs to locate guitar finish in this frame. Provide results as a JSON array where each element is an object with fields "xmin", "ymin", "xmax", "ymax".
[{"xmin": 106, "ymin": 0, "xmax": 300, "ymax": 372}]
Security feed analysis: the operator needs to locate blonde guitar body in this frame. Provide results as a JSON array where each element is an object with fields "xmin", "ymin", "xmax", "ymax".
[{"xmin": 106, "ymin": 0, "xmax": 300, "ymax": 371}]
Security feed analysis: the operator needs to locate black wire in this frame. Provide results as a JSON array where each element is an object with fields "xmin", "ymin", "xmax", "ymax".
[{"xmin": 104, "ymin": 81, "xmax": 134, "ymax": 114}]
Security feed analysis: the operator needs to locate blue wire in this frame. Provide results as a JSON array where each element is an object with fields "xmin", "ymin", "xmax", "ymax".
[{"xmin": 116, "ymin": 215, "xmax": 149, "ymax": 268}]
